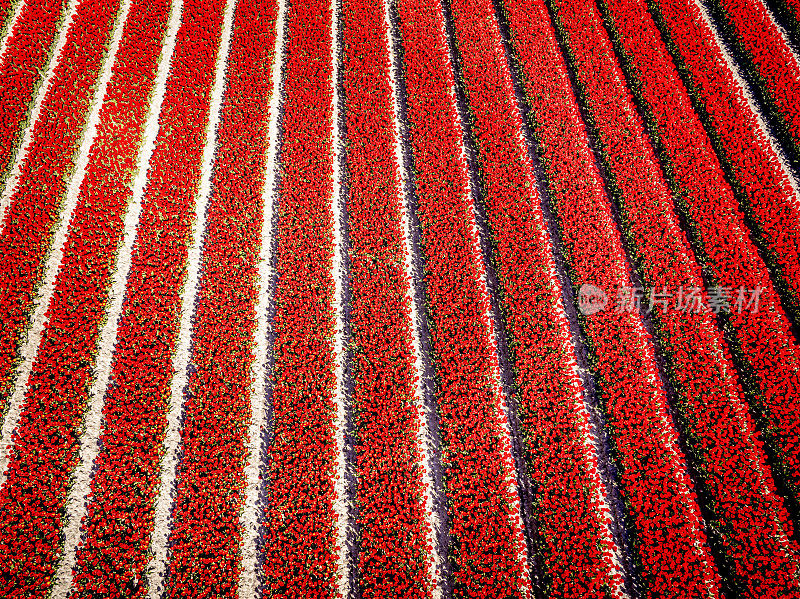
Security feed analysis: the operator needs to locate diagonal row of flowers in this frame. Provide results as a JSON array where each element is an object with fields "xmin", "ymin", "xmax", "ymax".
[
  {"xmin": 0, "ymin": 0, "xmax": 113, "ymax": 417},
  {"xmin": 0, "ymin": 2, "xmax": 158, "ymax": 596},
  {"xmin": 449, "ymin": 0, "xmax": 750, "ymax": 594},
  {"xmin": 440, "ymin": 0, "xmax": 636, "ymax": 596},
  {"xmin": 0, "ymin": 0, "xmax": 173, "ymax": 596},
  {"xmin": 66, "ymin": 0, "xmax": 228, "ymax": 596},
  {"xmin": 340, "ymin": 0, "xmax": 434, "ymax": 596},
  {"xmin": 646, "ymin": 0, "xmax": 800, "ymax": 324},
  {"xmin": 601, "ymin": 0, "xmax": 800, "ymax": 534},
  {"xmin": 501, "ymin": 0, "xmax": 800, "ymax": 594},
  {"xmin": 156, "ymin": 0, "xmax": 277, "ymax": 596},
  {"xmin": 0, "ymin": 0, "xmax": 69, "ymax": 194},
  {"xmin": 709, "ymin": 0, "xmax": 800, "ymax": 158}
]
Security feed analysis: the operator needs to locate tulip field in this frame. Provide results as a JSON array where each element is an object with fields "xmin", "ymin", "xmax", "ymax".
[{"xmin": 3, "ymin": 0, "xmax": 800, "ymax": 595}]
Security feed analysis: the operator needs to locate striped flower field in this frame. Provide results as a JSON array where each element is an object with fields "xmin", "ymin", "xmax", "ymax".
[{"xmin": 1, "ymin": 0, "xmax": 800, "ymax": 595}]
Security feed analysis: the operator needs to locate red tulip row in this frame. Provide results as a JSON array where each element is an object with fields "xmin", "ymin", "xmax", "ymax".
[
  {"xmin": 501, "ymin": 0, "xmax": 800, "ymax": 594},
  {"xmin": 162, "ymin": 0, "xmax": 277, "ymax": 596},
  {"xmin": 648, "ymin": 0, "xmax": 800, "ymax": 321},
  {"xmin": 710, "ymin": 0, "xmax": 800, "ymax": 155},
  {"xmin": 394, "ymin": 0, "xmax": 535, "ymax": 595},
  {"xmin": 451, "ymin": 0, "xmax": 731, "ymax": 595},
  {"xmin": 0, "ymin": 0, "xmax": 171, "ymax": 595},
  {"xmin": 0, "ymin": 0, "xmax": 68, "ymax": 183},
  {"xmin": 0, "ymin": 0, "xmax": 121, "ymax": 414},
  {"xmin": 781, "ymin": 0, "xmax": 800, "ymax": 35},
  {"xmin": 259, "ymin": 0, "xmax": 341, "ymax": 594},
  {"xmin": 0, "ymin": 0, "xmax": 14, "ymax": 36},
  {"xmin": 442, "ymin": 0, "xmax": 628, "ymax": 596},
  {"xmin": 340, "ymin": 0, "xmax": 433, "ymax": 596},
  {"xmin": 765, "ymin": 0, "xmax": 800, "ymax": 37},
  {"xmin": 601, "ymin": 0, "xmax": 800, "ymax": 513},
  {"xmin": 64, "ymin": 1, "xmax": 227, "ymax": 596}
]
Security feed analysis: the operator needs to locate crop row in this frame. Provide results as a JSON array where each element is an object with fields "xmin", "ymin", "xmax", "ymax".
[
  {"xmin": 601, "ymin": 0, "xmax": 800, "ymax": 521},
  {"xmin": 66, "ymin": 0, "xmax": 227, "ymax": 595},
  {"xmin": 708, "ymin": 0, "xmax": 800, "ymax": 159},
  {"xmin": 159, "ymin": 0, "xmax": 277, "ymax": 596},
  {"xmin": 0, "ymin": 0, "xmax": 171, "ymax": 595},
  {"xmin": 340, "ymin": 0, "xmax": 434, "ymax": 596},
  {"xmin": 234, "ymin": 0, "xmax": 286, "ymax": 593},
  {"xmin": 0, "ymin": 0, "xmax": 69, "ymax": 188},
  {"xmin": 0, "ymin": 0, "xmax": 121, "ymax": 416},
  {"xmin": 501, "ymin": 0, "xmax": 800, "ymax": 593},
  {"xmin": 258, "ymin": 0, "xmax": 341, "ymax": 594},
  {"xmin": 647, "ymin": 0, "xmax": 800, "ymax": 324},
  {"xmin": 393, "ymin": 0, "xmax": 536, "ymax": 594}
]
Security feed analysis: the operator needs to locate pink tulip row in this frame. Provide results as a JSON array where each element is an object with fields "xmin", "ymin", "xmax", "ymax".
[
  {"xmin": 502, "ymin": 0, "xmax": 800, "ymax": 594},
  {"xmin": 0, "ymin": 0, "xmax": 120, "ymax": 414},
  {"xmin": 394, "ymin": 0, "xmax": 536, "ymax": 594},
  {"xmin": 711, "ymin": 0, "xmax": 800, "ymax": 155},
  {"xmin": 161, "ymin": 0, "xmax": 278, "ymax": 596},
  {"xmin": 258, "ymin": 0, "xmax": 341, "ymax": 595},
  {"xmin": 602, "ymin": 0, "xmax": 800, "ymax": 513},
  {"xmin": 649, "ymin": 0, "xmax": 800, "ymax": 322},
  {"xmin": 66, "ymin": 1, "xmax": 227, "ymax": 596},
  {"xmin": 0, "ymin": 0, "xmax": 68, "ymax": 185},
  {"xmin": 340, "ymin": 0, "xmax": 433, "ymax": 596},
  {"xmin": 0, "ymin": 0, "xmax": 171, "ymax": 596},
  {"xmin": 443, "ymin": 0, "xmax": 627, "ymax": 595}
]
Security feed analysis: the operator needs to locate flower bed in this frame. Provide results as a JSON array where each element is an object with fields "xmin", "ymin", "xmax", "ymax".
[
  {"xmin": 341, "ymin": 0, "xmax": 433, "ymax": 596},
  {"xmin": 648, "ymin": 0, "xmax": 800, "ymax": 323},
  {"xmin": 602, "ymin": 0, "xmax": 800, "ymax": 520},
  {"xmin": 709, "ymin": 0, "xmax": 800, "ymax": 158},
  {"xmin": 66, "ymin": 0, "xmax": 227, "ymax": 595},
  {"xmin": 0, "ymin": 0, "xmax": 171, "ymax": 595},
  {"xmin": 0, "ymin": 0, "xmax": 68, "ymax": 185},
  {"xmin": 162, "ymin": 0, "xmax": 277, "ymax": 596},
  {"xmin": 442, "ymin": 0, "xmax": 629, "ymax": 595},
  {"xmin": 502, "ymin": 0, "xmax": 800, "ymax": 593},
  {"xmin": 392, "ymin": 0, "xmax": 539, "ymax": 594},
  {"xmin": 258, "ymin": 0, "xmax": 341, "ymax": 594},
  {"xmin": 0, "ymin": 0, "xmax": 120, "ymax": 413}
]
